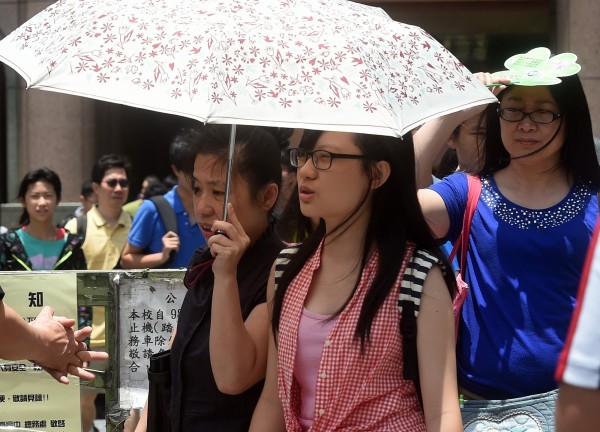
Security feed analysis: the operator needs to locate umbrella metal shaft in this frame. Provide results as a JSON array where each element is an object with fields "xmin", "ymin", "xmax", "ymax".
[{"xmin": 218, "ymin": 124, "xmax": 236, "ymax": 234}]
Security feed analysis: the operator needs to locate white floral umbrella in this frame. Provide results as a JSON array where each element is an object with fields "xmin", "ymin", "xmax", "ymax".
[
  {"xmin": 0, "ymin": 0, "xmax": 495, "ymax": 138},
  {"xmin": 0, "ymin": 0, "xmax": 496, "ymax": 220}
]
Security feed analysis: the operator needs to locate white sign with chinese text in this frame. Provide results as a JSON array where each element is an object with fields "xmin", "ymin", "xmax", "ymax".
[{"xmin": 117, "ymin": 275, "xmax": 186, "ymax": 408}]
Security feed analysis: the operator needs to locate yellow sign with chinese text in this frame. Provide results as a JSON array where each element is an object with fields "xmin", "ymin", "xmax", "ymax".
[{"xmin": 0, "ymin": 272, "xmax": 81, "ymax": 432}]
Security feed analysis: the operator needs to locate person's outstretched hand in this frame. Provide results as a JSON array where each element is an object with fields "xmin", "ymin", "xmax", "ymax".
[{"xmin": 28, "ymin": 307, "xmax": 108, "ymax": 384}]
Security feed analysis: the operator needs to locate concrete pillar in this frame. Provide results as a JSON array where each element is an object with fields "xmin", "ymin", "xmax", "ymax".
[
  {"xmin": 556, "ymin": 0, "xmax": 600, "ymax": 137},
  {"xmin": 8, "ymin": 1, "xmax": 97, "ymax": 201},
  {"xmin": 19, "ymin": 90, "xmax": 97, "ymax": 201}
]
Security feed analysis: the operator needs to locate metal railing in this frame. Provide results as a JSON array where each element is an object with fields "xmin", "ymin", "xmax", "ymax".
[{"xmin": 79, "ymin": 269, "xmax": 186, "ymax": 432}]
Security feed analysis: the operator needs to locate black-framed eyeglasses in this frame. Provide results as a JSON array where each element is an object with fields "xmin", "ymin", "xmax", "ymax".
[
  {"xmin": 288, "ymin": 148, "xmax": 371, "ymax": 170},
  {"xmin": 497, "ymin": 108, "xmax": 561, "ymax": 124},
  {"xmin": 105, "ymin": 178, "xmax": 129, "ymax": 188}
]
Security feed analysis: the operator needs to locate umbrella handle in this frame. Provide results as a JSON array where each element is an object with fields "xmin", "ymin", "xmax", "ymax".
[
  {"xmin": 215, "ymin": 124, "xmax": 236, "ymax": 239},
  {"xmin": 214, "ymin": 229, "xmax": 230, "ymax": 239}
]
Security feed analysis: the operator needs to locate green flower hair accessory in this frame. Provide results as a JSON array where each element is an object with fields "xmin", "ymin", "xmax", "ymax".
[{"xmin": 491, "ymin": 47, "xmax": 581, "ymax": 86}]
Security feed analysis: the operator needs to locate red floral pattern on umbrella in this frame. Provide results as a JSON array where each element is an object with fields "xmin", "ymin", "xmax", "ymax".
[{"xmin": 0, "ymin": 0, "xmax": 495, "ymax": 136}]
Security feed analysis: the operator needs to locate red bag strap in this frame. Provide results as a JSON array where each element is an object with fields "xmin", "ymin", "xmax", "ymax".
[{"xmin": 449, "ymin": 175, "xmax": 482, "ymax": 270}]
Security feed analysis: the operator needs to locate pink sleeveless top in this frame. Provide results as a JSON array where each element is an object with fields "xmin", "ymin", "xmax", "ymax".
[{"xmin": 295, "ymin": 308, "xmax": 338, "ymax": 430}]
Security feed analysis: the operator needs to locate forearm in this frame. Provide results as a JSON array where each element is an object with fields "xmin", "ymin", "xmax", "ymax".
[
  {"xmin": 209, "ymin": 274, "xmax": 265, "ymax": 393},
  {"xmin": 0, "ymin": 302, "xmax": 44, "ymax": 361},
  {"xmin": 418, "ymin": 267, "xmax": 463, "ymax": 432},
  {"xmin": 425, "ymin": 410, "xmax": 463, "ymax": 432},
  {"xmin": 249, "ymin": 325, "xmax": 285, "ymax": 432},
  {"xmin": 556, "ymin": 383, "xmax": 600, "ymax": 432},
  {"xmin": 249, "ymin": 396, "xmax": 286, "ymax": 432},
  {"xmin": 414, "ymin": 113, "xmax": 466, "ymax": 188},
  {"xmin": 121, "ymin": 250, "xmax": 167, "ymax": 269},
  {"xmin": 133, "ymin": 399, "xmax": 148, "ymax": 432}
]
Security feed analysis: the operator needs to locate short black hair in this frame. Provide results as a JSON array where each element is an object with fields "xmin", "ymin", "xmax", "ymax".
[
  {"xmin": 80, "ymin": 179, "xmax": 94, "ymax": 198},
  {"xmin": 169, "ymin": 130, "xmax": 201, "ymax": 172},
  {"xmin": 17, "ymin": 167, "xmax": 62, "ymax": 225},
  {"xmin": 91, "ymin": 154, "xmax": 131, "ymax": 183},
  {"xmin": 181, "ymin": 124, "xmax": 285, "ymax": 212}
]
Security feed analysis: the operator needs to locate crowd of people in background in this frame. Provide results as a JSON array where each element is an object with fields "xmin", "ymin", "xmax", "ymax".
[{"xmin": 1, "ymin": 47, "xmax": 600, "ymax": 432}]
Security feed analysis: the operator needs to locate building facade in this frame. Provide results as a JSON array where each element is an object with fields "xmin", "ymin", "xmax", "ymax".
[{"xmin": 1, "ymin": 0, "xmax": 598, "ymax": 208}]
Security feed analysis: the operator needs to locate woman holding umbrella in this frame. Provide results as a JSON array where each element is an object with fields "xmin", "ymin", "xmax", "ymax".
[
  {"xmin": 135, "ymin": 124, "xmax": 286, "ymax": 432},
  {"xmin": 250, "ymin": 130, "xmax": 462, "ymax": 431}
]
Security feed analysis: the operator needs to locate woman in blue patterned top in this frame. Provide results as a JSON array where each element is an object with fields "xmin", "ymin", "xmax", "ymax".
[{"xmin": 419, "ymin": 71, "xmax": 600, "ymax": 412}]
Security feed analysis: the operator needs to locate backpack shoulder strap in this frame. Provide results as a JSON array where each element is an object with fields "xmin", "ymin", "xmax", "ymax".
[
  {"xmin": 1, "ymin": 230, "xmax": 32, "ymax": 271},
  {"xmin": 274, "ymin": 244, "xmax": 301, "ymax": 291},
  {"xmin": 399, "ymin": 248, "xmax": 439, "ymax": 408},
  {"xmin": 398, "ymin": 248, "xmax": 438, "ymax": 318},
  {"xmin": 149, "ymin": 195, "xmax": 178, "ymax": 235},
  {"xmin": 76, "ymin": 215, "xmax": 87, "ymax": 242},
  {"xmin": 54, "ymin": 231, "xmax": 86, "ymax": 270}
]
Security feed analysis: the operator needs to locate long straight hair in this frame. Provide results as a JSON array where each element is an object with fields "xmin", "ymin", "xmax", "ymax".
[{"xmin": 272, "ymin": 131, "xmax": 456, "ymax": 347}]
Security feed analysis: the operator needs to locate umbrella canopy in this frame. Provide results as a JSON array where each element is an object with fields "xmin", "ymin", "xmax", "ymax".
[{"xmin": 0, "ymin": 0, "xmax": 495, "ymax": 137}]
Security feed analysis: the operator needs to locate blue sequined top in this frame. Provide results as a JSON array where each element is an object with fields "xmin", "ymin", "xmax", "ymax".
[{"xmin": 430, "ymin": 172, "xmax": 598, "ymax": 399}]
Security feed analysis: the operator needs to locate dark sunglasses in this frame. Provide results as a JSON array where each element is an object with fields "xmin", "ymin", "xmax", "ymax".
[{"xmin": 105, "ymin": 178, "xmax": 129, "ymax": 188}]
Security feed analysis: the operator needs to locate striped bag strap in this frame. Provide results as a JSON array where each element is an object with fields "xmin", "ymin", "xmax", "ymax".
[
  {"xmin": 273, "ymin": 243, "xmax": 301, "ymax": 291},
  {"xmin": 398, "ymin": 248, "xmax": 439, "ymax": 317},
  {"xmin": 399, "ymin": 248, "xmax": 439, "ymax": 408}
]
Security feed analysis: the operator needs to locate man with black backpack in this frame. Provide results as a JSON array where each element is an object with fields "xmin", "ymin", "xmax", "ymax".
[
  {"xmin": 121, "ymin": 128, "xmax": 205, "ymax": 269},
  {"xmin": 64, "ymin": 153, "xmax": 133, "ymax": 432}
]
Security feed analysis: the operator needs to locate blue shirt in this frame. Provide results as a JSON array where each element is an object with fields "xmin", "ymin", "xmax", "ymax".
[
  {"xmin": 127, "ymin": 187, "xmax": 205, "ymax": 268},
  {"xmin": 430, "ymin": 172, "xmax": 598, "ymax": 399}
]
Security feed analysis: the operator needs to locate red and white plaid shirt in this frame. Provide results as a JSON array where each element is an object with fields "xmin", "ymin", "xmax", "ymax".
[{"xmin": 277, "ymin": 241, "xmax": 426, "ymax": 431}]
